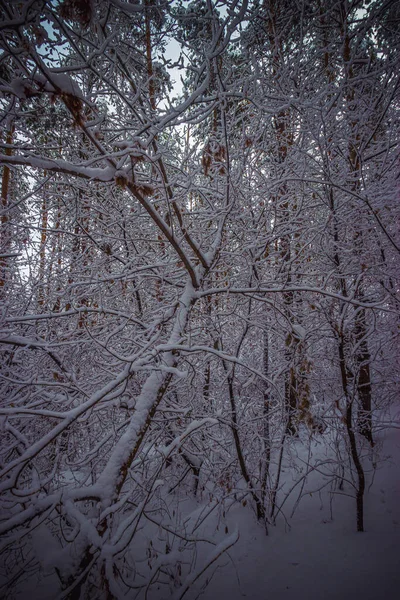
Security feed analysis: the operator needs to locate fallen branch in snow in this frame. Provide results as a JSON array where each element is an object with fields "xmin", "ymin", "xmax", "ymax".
[{"xmin": 172, "ymin": 529, "xmax": 240, "ymax": 600}]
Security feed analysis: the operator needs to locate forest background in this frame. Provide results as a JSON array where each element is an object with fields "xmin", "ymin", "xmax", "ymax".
[{"xmin": 0, "ymin": 0, "xmax": 399, "ymax": 598}]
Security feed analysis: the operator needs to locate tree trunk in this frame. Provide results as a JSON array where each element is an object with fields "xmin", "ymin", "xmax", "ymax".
[
  {"xmin": 355, "ymin": 309, "xmax": 373, "ymax": 446},
  {"xmin": 261, "ymin": 327, "xmax": 271, "ymax": 508},
  {"xmin": 338, "ymin": 332, "xmax": 365, "ymax": 532},
  {"xmin": 0, "ymin": 125, "xmax": 14, "ymax": 295}
]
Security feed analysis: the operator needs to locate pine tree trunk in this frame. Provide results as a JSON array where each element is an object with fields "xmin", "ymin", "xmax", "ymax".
[{"xmin": 0, "ymin": 126, "xmax": 14, "ymax": 295}]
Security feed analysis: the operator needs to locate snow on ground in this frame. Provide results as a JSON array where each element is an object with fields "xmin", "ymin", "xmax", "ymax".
[
  {"xmin": 186, "ymin": 424, "xmax": 400, "ymax": 600},
  {"xmin": 5, "ymin": 418, "xmax": 400, "ymax": 600}
]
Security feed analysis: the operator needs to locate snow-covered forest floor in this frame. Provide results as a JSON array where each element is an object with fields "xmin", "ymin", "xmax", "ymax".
[
  {"xmin": 192, "ymin": 422, "xmax": 400, "ymax": 600},
  {"xmin": 13, "ymin": 408, "xmax": 399, "ymax": 600}
]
